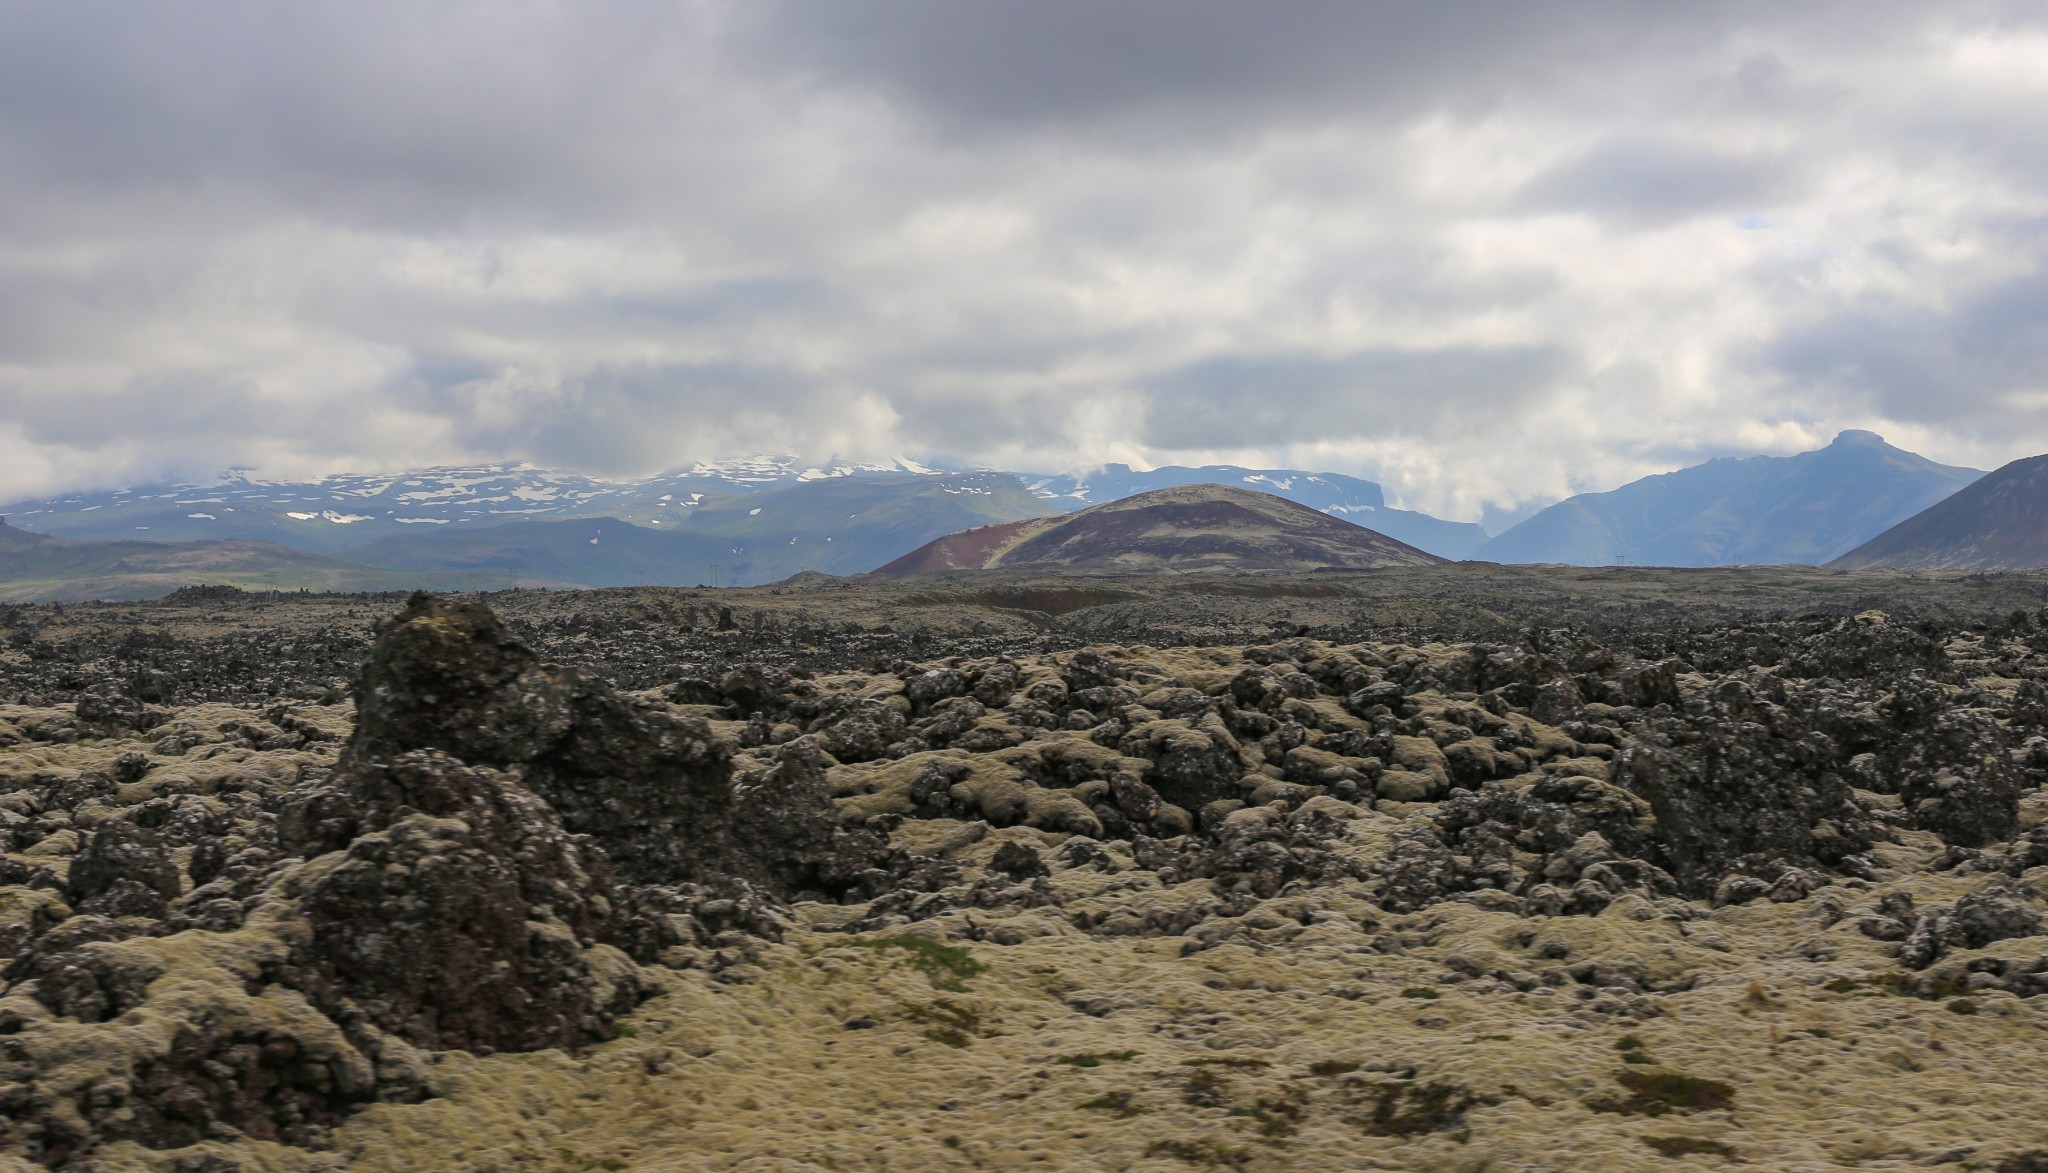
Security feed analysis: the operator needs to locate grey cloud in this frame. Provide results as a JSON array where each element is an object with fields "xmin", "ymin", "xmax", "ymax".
[
  {"xmin": 1140, "ymin": 348, "xmax": 1568, "ymax": 449},
  {"xmin": 1520, "ymin": 140, "xmax": 1804, "ymax": 224},
  {"xmin": 760, "ymin": 0, "xmax": 1768, "ymax": 139},
  {"xmin": 1766, "ymin": 262, "xmax": 2048, "ymax": 437},
  {"xmin": 436, "ymin": 361, "xmax": 871, "ymax": 476},
  {"xmin": 0, "ymin": 4, "xmax": 733, "ymax": 230},
  {"xmin": 0, "ymin": 0, "xmax": 2045, "ymax": 514}
]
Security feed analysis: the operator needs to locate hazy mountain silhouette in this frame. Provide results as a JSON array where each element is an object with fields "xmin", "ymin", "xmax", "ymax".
[
  {"xmin": 1829, "ymin": 453, "xmax": 2048, "ymax": 570},
  {"xmin": 1476, "ymin": 431, "xmax": 1982, "ymax": 566}
]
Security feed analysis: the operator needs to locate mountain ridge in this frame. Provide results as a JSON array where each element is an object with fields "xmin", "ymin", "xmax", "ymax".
[
  {"xmin": 1828, "ymin": 453, "xmax": 2048, "ymax": 570},
  {"xmin": 1, "ymin": 456, "xmax": 1491, "ymax": 560},
  {"xmin": 1476, "ymin": 431, "xmax": 1983, "ymax": 566},
  {"xmin": 0, "ymin": 516, "xmax": 497, "ymax": 602}
]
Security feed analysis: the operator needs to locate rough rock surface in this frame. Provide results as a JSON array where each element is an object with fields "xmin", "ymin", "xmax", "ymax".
[
  {"xmin": 0, "ymin": 593, "xmax": 869, "ymax": 1164},
  {"xmin": 347, "ymin": 593, "xmax": 879, "ymax": 894},
  {"xmin": 1, "ymin": 581, "xmax": 2047, "ymax": 1170}
]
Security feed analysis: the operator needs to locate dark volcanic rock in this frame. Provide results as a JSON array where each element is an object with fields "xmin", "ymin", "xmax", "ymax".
[
  {"xmin": 66, "ymin": 821, "xmax": 181, "ymax": 920},
  {"xmin": 0, "ymin": 593, "xmax": 887, "ymax": 1163},
  {"xmin": 348, "ymin": 592, "xmax": 874, "ymax": 894},
  {"xmin": 7, "ymin": 916, "xmax": 162, "ymax": 1023},
  {"xmin": 282, "ymin": 749, "xmax": 631, "ymax": 1053},
  {"xmin": 1614, "ymin": 677, "xmax": 1881, "ymax": 896},
  {"xmin": 1886, "ymin": 693, "xmax": 2023, "ymax": 847}
]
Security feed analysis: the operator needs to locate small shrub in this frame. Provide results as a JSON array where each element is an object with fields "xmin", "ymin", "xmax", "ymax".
[
  {"xmin": 1228, "ymin": 1095, "xmax": 1306, "ymax": 1139},
  {"xmin": 1307, "ymin": 1059, "xmax": 1360, "ymax": 1078},
  {"xmin": 1643, "ymin": 1136, "xmax": 1736, "ymax": 1158},
  {"xmin": 1354, "ymin": 1080, "xmax": 1481, "ymax": 1138},
  {"xmin": 1947, "ymin": 998, "xmax": 1980, "ymax": 1015},
  {"xmin": 1057, "ymin": 1050, "xmax": 1139, "ymax": 1068},
  {"xmin": 1400, "ymin": 987, "xmax": 1440, "ymax": 1000},
  {"xmin": 1079, "ymin": 1090, "xmax": 1146, "ymax": 1118},
  {"xmin": 902, "ymin": 998, "xmax": 983, "ymax": 1047},
  {"xmin": 1144, "ymin": 1140, "xmax": 1253, "ymax": 1169},
  {"xmin": 1182, "ymin": 1068, "xmax": 1232, "ymax": 1108},
  {"xmin": 1824, "ymin": 972, "xmax": 1967, "ymax": 1001},
  {"xmin": 1590, "ymin": 1069, "xmax": 1736, "ymax": 1116}
]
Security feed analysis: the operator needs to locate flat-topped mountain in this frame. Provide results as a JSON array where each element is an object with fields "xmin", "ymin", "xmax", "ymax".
[
  {"xmin": 1477, "ymin": 430, "xmax": 1983, "ymax": 566},
  {"xmin": 873, "ymin": 483, "xmax": 1444, "ymax": 575},
  {"xmin": 1829, "ymin": 453, "xmax": 2048, "ymax": 570}
]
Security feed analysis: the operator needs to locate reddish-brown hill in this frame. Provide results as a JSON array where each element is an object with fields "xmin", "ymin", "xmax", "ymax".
[{"xmin": 872, "ymin": 484, "xmax": 1444, "ymax": 575}]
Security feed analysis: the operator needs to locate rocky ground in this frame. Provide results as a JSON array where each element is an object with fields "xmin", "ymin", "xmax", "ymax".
[{"xmin": 1, "ymin": 569, "xmax": 2047, "ymax": 1170}]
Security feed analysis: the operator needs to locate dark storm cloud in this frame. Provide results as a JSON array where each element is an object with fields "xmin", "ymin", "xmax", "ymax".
[
  {"xmin": 763, "ymin": 0, "xmax": 1753, "ymax": 137},
  {"xmin": 0, "ymin": 4, "xmax": 731, "ymax": 230}
]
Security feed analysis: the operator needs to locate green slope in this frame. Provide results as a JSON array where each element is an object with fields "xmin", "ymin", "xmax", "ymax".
[{"xmin": 0, "ymin": 519, "xmax": 495, "ymax": 602}]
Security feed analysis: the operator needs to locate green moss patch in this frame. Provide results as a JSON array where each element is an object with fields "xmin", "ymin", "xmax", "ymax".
[
  {"xmin": 839, "ymin": 935, "xmax": 987, "ymax": 991},
  {"xmin": 1352, "ymin": 1080, "xmax": 1483, "ymax": 1138}
]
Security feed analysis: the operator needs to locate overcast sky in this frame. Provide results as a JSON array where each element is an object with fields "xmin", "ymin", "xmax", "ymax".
[{"xmin": 2, "ymin": 1, "xmax": 2045, "ymax": 521}]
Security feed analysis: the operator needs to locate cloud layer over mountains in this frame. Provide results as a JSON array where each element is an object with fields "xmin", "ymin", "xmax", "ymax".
[{"xmin": 2, "ymin": 1, "xmax": 2045, "ymax": 520}]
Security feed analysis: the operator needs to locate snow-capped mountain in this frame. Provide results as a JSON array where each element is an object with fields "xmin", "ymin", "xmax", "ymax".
[
  {"xmin": 1, "ymin": 454, "xmax": 1491, "ymax": 564},
  {"xmin": 0, "ymin": 457, "xmax": 954, "ymax": 553}
]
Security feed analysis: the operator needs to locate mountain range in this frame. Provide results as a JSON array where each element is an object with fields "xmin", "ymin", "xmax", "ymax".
[
  {"xmin": 0, "ymin": 456, "xmax": 1492, "ymax": 592},
  {"xmin": 0, "ymin": 456, "xmax": 953, "ymax": 553},
  {"xmin": 1475, "ymin": 431, "xmax": 1984, "ymax": 566},
  {"xmin": 7, "ymin": 430, "xmax": 2047, "ymax": 601},
  {"xmin": 342, "ymin": 473, "xmax": 1050, "ymax": 587}
]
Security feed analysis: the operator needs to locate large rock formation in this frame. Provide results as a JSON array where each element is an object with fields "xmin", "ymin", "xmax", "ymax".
[
  {"xmin": 344, "ymin": 592, "xmax": 874, "ymax": 894},
  {"xmin": 0, "ymin": 593, "xmax": 875, "ymax": 1164}
]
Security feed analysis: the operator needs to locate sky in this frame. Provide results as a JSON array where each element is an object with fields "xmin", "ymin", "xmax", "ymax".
[{"xmin": 1, "ymin": 1, "xmax": 2045, "ymax": 523}]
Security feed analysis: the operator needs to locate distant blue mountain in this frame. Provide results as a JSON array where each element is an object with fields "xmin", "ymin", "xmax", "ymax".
[
  {"xmin": 1022, "ymin": 464, "xmax": 1489, "ymax": 559},
  {"xmin": 1476, "ymin": 431, "xmax": 1984, "ymax": 567}
]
